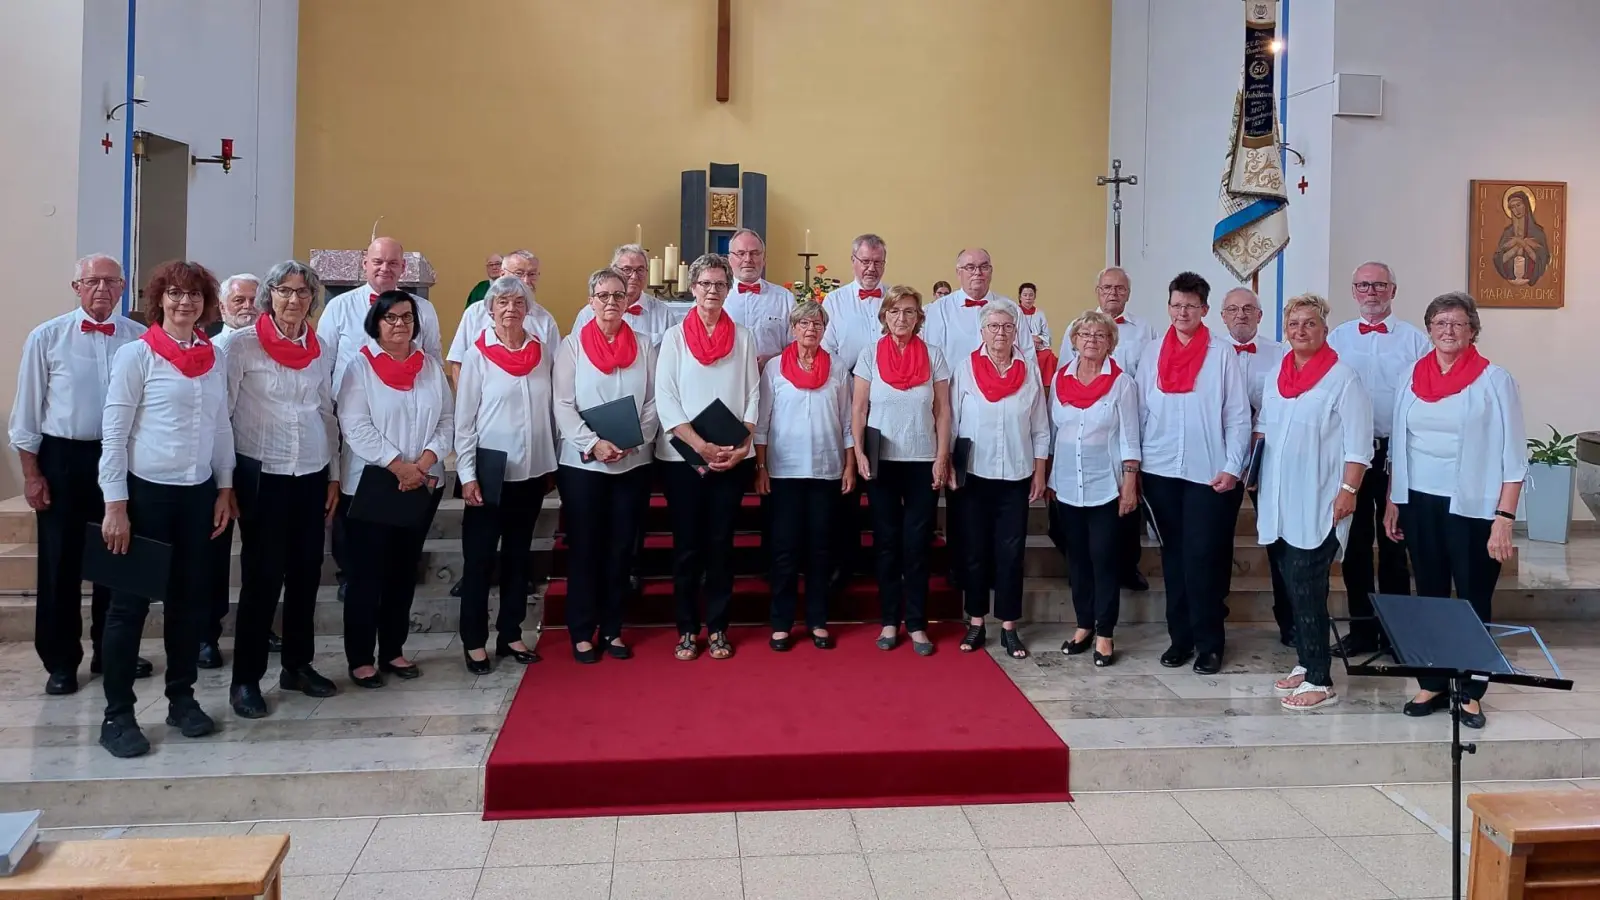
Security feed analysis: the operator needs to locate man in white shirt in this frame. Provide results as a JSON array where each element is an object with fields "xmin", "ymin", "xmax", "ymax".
[
  {"xmin": 449, "ymin": 249, "xmax": 561, "ymax": 380},
  {"xmin": 925, "ymin": 248, "xmax": 1029, "ymax": 366},
  {"xmin": 571, "ymin": 244, "xmax": 673, "ymax": 347},
  {"xmin": 8, "ymin": 254, "xmax": 153, "ymax": 694},
  {"xmin": 1327, "ymin": 260, "xmax": 1427, "ymax": 655},
  {"xmin": 319, "ymin": 236, "xmax": 443, "ymax": 393},
  {"xmin": 723, "ymin": 228, "xmax": 795, "ymax": 368},
  {"xmin": 208, "ymin": 273, "xmax": 259, "ymax": 346},
  {"xmin": 821, "ymin": 233, "xmax": 889, "ymax": 375}
]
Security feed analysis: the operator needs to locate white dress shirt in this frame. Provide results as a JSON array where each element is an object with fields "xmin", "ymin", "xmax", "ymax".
[
  {"xmin": 454, "ymin": 329, "xmax": 557, "ymax": 486},
  {"xmin": 755, "ymin": 352, "xmax": 854, "ymax": 480},
  {"xmin": 1060, "ymin": 310, "xmax": 1156, "ymax": 384},
  {"xmin": 723, "ymin": 279, "xmax": 795, "ymax": 362},
  {"xmin": 1224, "ymin": 331, "xmax": 1286, "ymax": 420},
  {"xmin": 1136, "ymin": 334, "xmax": 1252, "ymax": 484},
  {"xmin": 336, "ymin": 340, "xmax": 454, "ymax": 495},
  {"xmin": 1255, "ymin": 361, "xmax": 1374, "ymax": 554},
  {"xmin": 854, "ymin": 340, "xmax": 952, "ymax": 463},
  {"xmin": 448, "ymin": 298, "xmax": 560, "ymax": 365},
  {"xmin": 9, "ymin": 308, "xmax": 145, "ymax": 453},
  {"xmin": 653, "ymin": 317, "xmax": 761, "ymax": 462},
  {"xmin": 1021, "ymin": 307, "xmax": 1053, "ymax": 352},
  {"xmin": 951, "ymin": 350, "xmax": 1050, "ymax": 482},
  {"xmin": 318, "ymin": 285, "xmax": 444, "ymax": 392},
  {"xmin": 1389, "ymin": 364, "xmax": 1527, "ymax": 519},
  {"xmin": 99, "ymin": 334, "xmax": 235, "ymax": 503},
  {"xmin": 1048, "ymin": 358, "xmax": 1142, "ymax": 507},
  {"xmin": 1327, "ymin": 315, "xmax": 1430, "ymax": 439},
  {"xmin": 1402, "ymin": 392, "xmax": 1463, "ymax": 498},
  {"xmin": 821, "ymin": 281, "xmax": 888, "ymax": 375},
  {"xmin": 924, "ymin": 290, "xmax": 1032, "ymax": 366},
  {"xmin": 551, "ymin": 329, "xmax": 658, "ymax": 475},
  {"xmin": 225, "ymin": 320, "xmax": 339, "ymax": 477},
  {"xmin": 571, "ymin": 294, "xmax": 673, "ymax": 348}
]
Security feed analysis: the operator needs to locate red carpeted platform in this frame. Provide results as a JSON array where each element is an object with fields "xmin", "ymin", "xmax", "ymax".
[{"xmin": 483, "ymin": 623, "xmax": 1070, "ymax": 819}]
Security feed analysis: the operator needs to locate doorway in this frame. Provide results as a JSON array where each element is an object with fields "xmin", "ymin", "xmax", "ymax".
[{"xmin": 132, "ymin": 132, "xmax": 189, "ymax": 315}]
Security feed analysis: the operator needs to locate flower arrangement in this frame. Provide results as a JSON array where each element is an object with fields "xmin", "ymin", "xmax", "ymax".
[{"xmin": 785, "ymin": 264, "xmax": 842, "ymax": 306}]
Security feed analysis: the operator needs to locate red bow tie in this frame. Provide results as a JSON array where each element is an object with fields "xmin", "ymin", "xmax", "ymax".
[
  {"xmin": 963, "ymin": 298, "xmax": 985, "ymax": 308},
  {"xmin": 626, "ymin": 304, "xmax": 643, "ymax": 316},
  {"xmin": 1358, "ymin": 321, "xmax": 1389, "ymax": 335},
  {"xmin": 1234, "ymin": 343, "xmax": 1256, "ymax": 354},
  {"xmin": 369, "ymin": 293, "xmax": 379, "ymax": 305},
  {"xmin": 859, "ymin": 288, "xmax": 882, "ymax": 299},
  {"xmin": 80, "ymin": 320, "xmax": 115, "ymax": 336},
  {"xmin": 737, "ymin": 281, "xmax": 761, "ymax": 294},
  {"xmin": 1114, "ymin": 316, "xmax": 1127, "ymax": 325}
]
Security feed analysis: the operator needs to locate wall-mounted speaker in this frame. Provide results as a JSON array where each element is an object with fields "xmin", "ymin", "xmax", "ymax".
[{"xmin": 1334, "ymin": 73, "xmax": 1384, "ymax": 117}]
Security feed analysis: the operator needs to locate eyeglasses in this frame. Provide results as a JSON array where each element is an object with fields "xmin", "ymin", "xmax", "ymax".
[
  {"xmin": 957, "ymin": 263, "xmax": 993, "ymax": 275},
  {"xmin": 381, "ymin": 313, "xmax": 415, "ymax": 325},
  {"xmin": 695, "ymin": 280, "xmax": 730, "ymax": 292},
  {"xmin": 793, "ymin": 319, "xmax": 825, "ymax": 332},
  {"xmin": 982, "ymin": 322, "xmax": 1017, "ymax": 334},
  {"xmin": 1168, "ymin": 303, "xmax": 1205, "ymax": 312},
  {"xmin": 729, "ymin": 250, "xmax": 763, "ymax": 260},
  {"xmin": 1077, "ymin": 331, "xmax": 1112, "ymax": 342},
  {"xmin": 164, "ymin": 289, "xmax": 203, "ymax": 303},
  {"xmin": 852, "ymin": 256, "xmax": 885, "ymax": 270},
  {"xmin": 592, "ymin": 291, "xmax": 629, "ymax": 304},
  {"xmin": 1353, "ymin": 281, "xmax": 1392, "ymax": 294},
  {"xmin": 77, "ymin": 276, "xmax": 125, "ymax": 288},
  {"xmin": 885, "ymin": 307, "xmax": 920, "ymax": 319},
  {"xmin": 271, "ymin": 286, "xmax": 314, "ymax": 300},
  {"xmin": 1096, "ymin": 284, "xmax": 1129, "ymax": 295},
  {"xmin": 1221, "ymin": 305, "xmax": 1261, "ymax": 317},
  {"xmin": 615, "ymin": 266, "xmax": 647, "ymax": 277},
  {"xmin": 1430, "ymin": 320, "xmax": 1473, "ymax": 332}
]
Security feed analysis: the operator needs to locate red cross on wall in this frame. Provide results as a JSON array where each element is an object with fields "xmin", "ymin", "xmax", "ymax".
[
  {"xmin": 1297, "ymin": 176, "xmax": 1308, "ymax": 194},
  {"xmin": 102, "ymin": 134, "xmax": 114, "ymax": 154}
]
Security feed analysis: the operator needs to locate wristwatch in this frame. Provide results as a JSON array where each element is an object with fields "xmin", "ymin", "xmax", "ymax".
[
  {"xmin": 1339, "ymin": 483, "xmax": 1358, "ymax": 495},
  {"xmin": 1495, "ymin": 509, "xmax": 1516, "ymax": 521}
]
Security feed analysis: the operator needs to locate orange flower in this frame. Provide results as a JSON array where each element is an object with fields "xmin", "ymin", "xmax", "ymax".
[
  {"xmin": 784, "ymin": 282, "xmax": 796, "ymax": 290},
  {"xmin": 816, "ymin": 264, "xmax": 828, "ymax": 274}
]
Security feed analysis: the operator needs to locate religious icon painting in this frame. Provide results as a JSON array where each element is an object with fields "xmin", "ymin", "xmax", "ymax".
[{"xmin": 1468, "ymin": 179, "xmax": 1566, "ymax": 308}]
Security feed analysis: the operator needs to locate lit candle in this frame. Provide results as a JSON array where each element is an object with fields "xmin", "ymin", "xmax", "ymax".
[
  {"xmin": 648, "ymin": 256, "xmax": 663, "ymax": 286},
  {"xmin": 805, "ymin": 229, "xmax": 811, "ymax": 253},
  {"xmin": 636, "ymin": 224, "xmax": 643, "ymax": 248},
  {"xmin": 663, "ymin": 243, "xmax": 679, "ymax": 275},
  {"xmin": 677, "ymin": 262, "xmax": 690, "ymax": 292}
]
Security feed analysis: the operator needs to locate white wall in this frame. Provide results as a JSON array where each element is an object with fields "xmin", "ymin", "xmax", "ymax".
[{"xmin": 0, "ymin": 0, "xmax": 87, "ymax": 497}]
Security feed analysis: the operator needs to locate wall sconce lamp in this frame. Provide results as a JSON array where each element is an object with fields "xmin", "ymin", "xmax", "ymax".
[
  {"xmin": 106, "ymin": 75, "xmax": 147, "ymax": 121},
  {"xmin": 192, "ymin": 138, "xmax": 242, "ymax": 174}
]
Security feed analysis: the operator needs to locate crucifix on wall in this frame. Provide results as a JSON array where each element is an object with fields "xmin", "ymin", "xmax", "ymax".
[{"xmin": 716, "ymin": 0, "xmax": 731, "ymax": 102}]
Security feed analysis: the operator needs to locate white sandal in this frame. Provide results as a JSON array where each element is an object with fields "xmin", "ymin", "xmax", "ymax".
[
  {"xmin": 1274, "ymin": 666, "xmax": 1307, "ymax": 695},
  {"xmin": 1281, "ymin": 681, "xmax": 1338, "ymax": 711}
]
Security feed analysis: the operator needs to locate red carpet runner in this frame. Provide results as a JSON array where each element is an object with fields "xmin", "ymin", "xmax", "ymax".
[{"xmin": 484, "ymin": 623, "xmax": 1070, "ymax": 819}]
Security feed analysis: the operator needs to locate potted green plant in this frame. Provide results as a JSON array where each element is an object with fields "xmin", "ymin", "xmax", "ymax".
[{"xmin": 1525, "ymin": 426, "xmax": 1577, "ymax": 543}]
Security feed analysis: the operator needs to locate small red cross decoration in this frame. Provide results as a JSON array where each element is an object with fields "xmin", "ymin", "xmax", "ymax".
[
  {"xmin": 101, "ymin": 133, "xmax": 114, "ymax": 154},
  {"xmin": 1297, "ymin": 176, "xmax": 1308, "ymax": 194}
]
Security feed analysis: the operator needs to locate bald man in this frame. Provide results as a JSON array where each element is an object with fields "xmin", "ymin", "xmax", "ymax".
[
  {"xmin": 318, "ymin": 237, "xmax": 444, "ymax": 392},
  {"xmin": 465, "ymin": 253, "xmax": 503, "ymax": 309},
  {"xmin": 923, "ymin": 248, "xmax": 1032, "ymax": 365}
]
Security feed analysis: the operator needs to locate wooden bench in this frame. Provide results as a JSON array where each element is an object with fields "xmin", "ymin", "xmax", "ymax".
[
  {"xmin": 1469, "ymin": 790, "xmax": 1600, "ymax": 898},
  {"xmin": 0, "ymin": 834, "xmax": 289, "ymax": 899}
]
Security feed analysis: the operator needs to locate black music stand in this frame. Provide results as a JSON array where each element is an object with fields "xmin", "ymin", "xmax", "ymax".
[{"xmin": 1334, "ymin": 594, "xmax": 1572, "ymax": 900}]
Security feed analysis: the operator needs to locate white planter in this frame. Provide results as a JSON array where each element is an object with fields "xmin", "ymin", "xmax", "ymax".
[{"xmin": 1524, "ymin": 462, "xmax": 1575, "ymax": 544}]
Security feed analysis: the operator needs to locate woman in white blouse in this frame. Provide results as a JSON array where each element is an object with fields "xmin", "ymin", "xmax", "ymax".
[
  {"xmin": 96, "ymin": 261, "xmax": 236, "ymax": 759},
  {"xmin": 950, "ymin": 299, "xmax": 1048, "ymax": 659},
  {"xmin": 1255, "ymin": 295, "xmax": 1373, "ymax": 711},
  {"xmin": 223, "ymin": 261, "xmax": 341, "ymax": 720},
  {"xmin": 1386, "ymin": 291, "xmax": 1525, "ymax": 730},
  {"xmin": 454, "ymin": 275, "xmax": 554, "ymax": 673},
  {"xmin": 852, "ymin": 285, "xmax": 952, "ymax": 656},
  {"xmin": 655, "ymin": 254, "xmax": 761, "ymax": 662},
  {"xmin": 754, "ymin": 300, "xmax": 856, "ymax": 652},
  {"xmin": 1136, "ymin": 271, "xmax": 1252, "ymax": 676},
  {"xmin": 337, "ymin": 290, "xmax": 453, "ymax": 688},
  {"xmin": 1050, "ymin": 311, "xmax": 1140, "ymax": 667},
  {"xmin": 553, "ymin": 268, "xmax": 658, "ymax": 663}
]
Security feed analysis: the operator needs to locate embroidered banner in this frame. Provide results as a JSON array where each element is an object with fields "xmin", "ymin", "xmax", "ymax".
[{"xmin": 1212, "ymin": 0, "xmax": 1289, "ymax": 282}]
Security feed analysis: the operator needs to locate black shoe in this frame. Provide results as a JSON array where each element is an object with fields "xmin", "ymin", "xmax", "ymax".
[
  {"xmin": 769, "ymin": 634, "xmax": 794, "ymax": 652},
  {"xmin": 1193, "ymin": 652, "xmax": 1222, "ymax": 675},
  {"xmin": 90, "ymin": 655, "xmax": 153, "ymax": 678},
  {"xmin": 1121, "ymin": 571, "xmax": 1150, "ymax": 592},
  {"xmin": 266, "ymin": 631, "xmax": 284, "ymax": 654},
  {"xmin": 196, "ymin": 642, "xmax": 224, "ymax": 669},
  {"xmin": 495, "ymin": 642, "xmax": 540, "ymax": 665},
  {"xmin": 1062, "ymin": 632, "xmax": 1095, "ymax": 656},
  {"xmin": 1403, "ymin": 692, "xmax": 1451, "ymax": 718},
  {"xmin": 99, "ymin": 716, "xmax": 150, "ymax": 758},
  {"xmin": 279, "ymin": 665, "xmax": 337, "ymax": 698},
  {"xmin": 1332, "ymin": 633, "xmax": 1380, "ymax": 658},
  {"xmin": 1160, "ymin": 646, "xmax": 1194, "ymax": 668},
  {"xmin": 1457, "ymin": 705, "xmax": 1487, "ymax": 730},
  {"xmin": 463, "ymin": 648, "xmax": 493, "ymax": 675},
  {"xmin": 602, "ymin": 637, "xmax": 633, "ymax": 660},
  {"xmin": 165, "ymin": 702, "xmax": 216, "ymax": 738},
  {"xmin": 1279, "ymin": 631, "xmax": 1296, "ymax": 648},
  {"xmin": 229, "ymin": 684, "xmax": 268, "ymax": 719},
  {"xmin": 959, "ymin": 624, "xmax": 987, "ymax": 653},
  {"xmin": 45, "ymin": 671, "xmax": 79, "ymax": 695},
  {"xmin": 349, "ymin": 668, "xmax": 384, "ymax": 689},
  {"xmin": 1094, "ymin": 647, "xmax": 1116, "ymax": 668},
  {"xmin": 573, "ymin": 643, "xmax": 600, "ymax": 664},
  {"xmin": 811, "ymin": 631, "xmax": 835, "ymax": 650},
  {"xmin": 378, "ymin": 660, "xmax": 422, "ymax": 679}
]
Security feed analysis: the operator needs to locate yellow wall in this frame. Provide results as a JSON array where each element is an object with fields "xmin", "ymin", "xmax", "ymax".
[{"xmin": 295, "ymin": 0, "xmax": 1111, "ymax": 339}]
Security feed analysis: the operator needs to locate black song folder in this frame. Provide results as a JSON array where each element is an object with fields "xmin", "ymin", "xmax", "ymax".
[
  {"xmin": 1242, "ymin": 434, "xmax": 1265, "ymax": 491},
  {"xmin": 83, "ymin": 523, "xmax": 172, "ymax": 600},
  {"xmin": 232, "ymin": 454, "xmax": 263, "ymax": 521},
  {"xmin": 579, "ymin": 396, "xmax": 646, "ymax": 452},
  {"xmin": 951, "ymin": 437, "xmax": 974, "ymax": 489},
  {"xmin": 669, "ymin": 399, "xmax": 749, "ymax": 468},
  {"xmin": 862, "ymin": 427, "xmax": 883, "ymax": 480},
  {"xmin": 472, "ymin": 447, "xmax": 509, "ymax": 506},
  {"xmin": 349, "ymin": 464, "xmax": 438, "ymax": 527}
]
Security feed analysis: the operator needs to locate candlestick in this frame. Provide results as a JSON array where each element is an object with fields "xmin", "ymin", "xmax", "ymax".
[
  {"xmin": 648, "ymin": 257, "xmax": 663, "ymax": 287},
  {"xmin": 677, "ymin": 262, "xmax": 690, "ymax": 293},
  {"xmin": 804, "ymin": 229, "xmax": 811, "ymax": 253},
  {"xmin": 663, "ymin": 243, "xmax": 679, "ymax": 276},
  {"xmin": 636, "ymin": 224, "xmax": 643, "ymax": 247}
]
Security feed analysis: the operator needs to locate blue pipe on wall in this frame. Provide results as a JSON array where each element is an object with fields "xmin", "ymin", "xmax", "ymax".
[
  {"xmin": 119, "ymin": 0, "xmax": 137, "ymax": 314},
  {"xmin": 1274, "ymin": 0, "xmax": 1290, "ymax": 341}
]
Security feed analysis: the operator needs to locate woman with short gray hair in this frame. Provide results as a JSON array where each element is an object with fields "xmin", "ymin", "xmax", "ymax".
[{"xmin": 222, "ymin": 259, "xmax": 340, "ymax": 719}]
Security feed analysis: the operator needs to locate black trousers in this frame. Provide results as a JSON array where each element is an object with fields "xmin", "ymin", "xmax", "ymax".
[
  {"xmin": 101, "ymin": 475, "xmax": 215, "ymax": 720},
  {"xmin": 232, "ymin": 467, "xmax": 327, "ymax": 686},
  {"xmin": 32, "ymin": 436, "xmax": 111, "ymax": 676},
  {"xmin": 459, "ymin": 476, "xmax": 543, "ymax": 650},
  {"xmin": 958, "ymin": 475, "xmax": 1029, "ymax": 622},
  {"xmin": 1270, "ymin": 530, "xmax": 1341, "ymax": 687},
  {"xmin": 330, "ymin": 493, "xmax": 351, "ymax": 587},
  {"xmin": 203, "ymin": 519, "xmax": 233, "ymax": 645},
  {"xmin": 1143, "ymin": 473, "xmax": 1235, "ymax": 656},
  {"xmin": 558, "ymin": 464, "xmax": 650, "ymax": 645},
  {"xmin": 1227, "ymin": 486, "xmax": 1294, "ymax": 640},
  {"xmin": 866, "ymin": 460, "xmax": 937, "ymax": 633},
  {"xmin": 342, "ymin": 486, "xmax": 442, "ymax": 669},
  {"xmin": 1117, "ymin": 497, "xmax": 1144, "ymax": 582},
  {"xmin": 1345, "ymin": 438, "xmax": 1411, "ymax": 642},
  {"xmin": 1059, "ymin": 499, "xmax": 1121, "ymax": 636},
  {"xmin": 1399, "ymin": 490, "xmax": 1500, "ymax": 701},
  {"xmin": 768, "ymin": 477, "xmax": 837, "ymax": 631},
  {"xmin": 662, "ymin": 459, "xmax": 752, "ymax": 636}
]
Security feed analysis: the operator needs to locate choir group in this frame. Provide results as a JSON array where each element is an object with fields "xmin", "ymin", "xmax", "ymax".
[{"xmin": 9, "ymin": 231, "xmax": 1526, "ymax": 759}]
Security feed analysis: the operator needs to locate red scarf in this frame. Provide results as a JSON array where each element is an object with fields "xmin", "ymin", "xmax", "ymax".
[
  {"xmin": 1277, "ymin": 344, "xmax": 1339, "ymax": 399},
  {"xmin": 1056, "ymin": 357, "xmax": 1121, "ymax": 408},
  {"xmin": 1411, "ymin": 345, "xmax": 1490, "ymax": 403},
  {"xmin": 254, "ymin": 314, "xmax": 320, "ymax": 370},
  {"xmin": 970, "ymin": 348, "xmax": 1027, "ymax": 402},
  {"xmin": 780, "ymin": 343, "xmax": 831, "ymax": 390},
  {"xmin": 475, "ymin": 330, "xmax": 541, "ymax": 376},
  {"xmin": 876, "ymin": 335, "xmax": 932, "ymax": 391},
  {"xmin": 683, "ymin": 311, "xmax": 735, "ymax": 366},
  {"xmin": 141, "ymin": 326, "xmax": 215, "ymax": 378},
  {"xmin": 361, "ymin": 345, "xmax": 424, "ymax": 391},
  {"xmin": 1037, "ymin": 349, "xmax": 1060, "ymax": 388},
  {"xmin": 580, "ymin": 319, "xmax": 639, "ymax": 374},
  {"xmin": 1156, "ymin": 324, "xmax": 1211, "ymax": 394}
]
